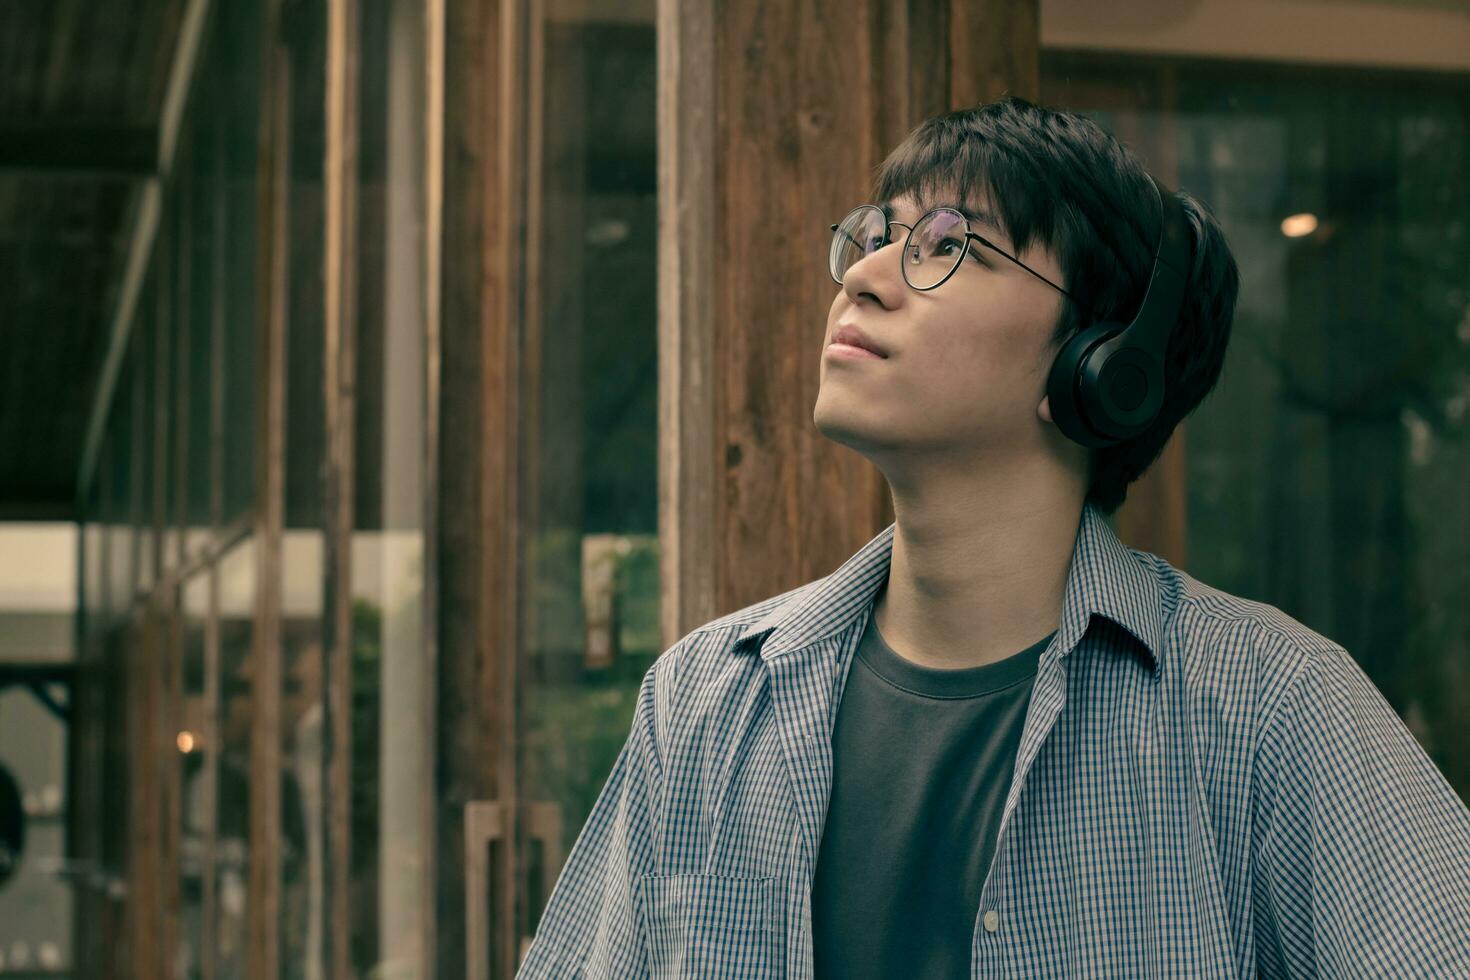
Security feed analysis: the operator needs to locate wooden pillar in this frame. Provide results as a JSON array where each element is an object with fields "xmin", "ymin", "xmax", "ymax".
[
  {"xmin": 436, "ymin": 0, "xmax": 495, "ymax": 976},
  {"xmin": 321, "ymin": 0, "xmax": 359, "ymax": 977},
  {"xmin": 658, "ymin": 0, "xmax": 1043, "ymax": 638},
  {"xmin": 249, "ymin": 0, "xmax": 289, "ymax": 974},
  {"xmin": 435, "ymin": 0, "xmax": 524, "ymax": 975}
]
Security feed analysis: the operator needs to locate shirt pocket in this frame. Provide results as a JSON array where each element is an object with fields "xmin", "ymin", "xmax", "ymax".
[{"xmin": 633, "ymin": 872, "xmax": 778, "ymax": 979}]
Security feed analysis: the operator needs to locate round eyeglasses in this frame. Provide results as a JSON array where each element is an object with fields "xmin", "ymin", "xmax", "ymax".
[{"xmin": 828, "ymin": 204, "xmax": 1077, "ymax": 299}]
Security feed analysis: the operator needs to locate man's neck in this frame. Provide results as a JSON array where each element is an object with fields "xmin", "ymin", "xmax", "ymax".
[{"xmin": 872, "ymin": 466, "xmax": 1084, "ymax": 671}]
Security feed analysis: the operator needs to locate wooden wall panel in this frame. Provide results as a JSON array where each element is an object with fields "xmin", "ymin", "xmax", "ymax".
[
  {"xmin": 661, "ymin": 0, "xmax": 1044, "ymax": 639},
  {"xmin": 714, "ymin": 0, "xmax": 888, "ymax": 611}
]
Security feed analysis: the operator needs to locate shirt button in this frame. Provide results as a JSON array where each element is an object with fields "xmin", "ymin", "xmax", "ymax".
[{"xmin": 982, "ymin": 909, "xmax": 999, "ymax": 933}]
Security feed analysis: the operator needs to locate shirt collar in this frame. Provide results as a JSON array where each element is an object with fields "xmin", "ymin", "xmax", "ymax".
[{"xmin": 732, "ymin": 501, "xmax": 1165, "ymax": 673}]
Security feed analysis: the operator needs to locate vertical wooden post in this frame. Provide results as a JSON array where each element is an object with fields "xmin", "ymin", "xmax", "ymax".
[
  {"xmin": 480, "ymin": 0, "xmax": 529, "ymax": 974},
  {"xmin": 422, "ymin": 1, "xmax": 446, "ymax": 972},
  {"xmin": 249, "ymin": 1, "xmax": 289, "ymax": 975},
  {"xmin": 322, "ymin": 0, "xmax": 358, "ymax": 977},
  {"xmin": 202, "ymin": 56, "xmax": 230, "ymax": 980},
  {"xmin": 656, "ymin": 0, "xmax": 719, "ymax": 646},
  {"xmin": 127, "ymin": 609, "xmax": 162, "ymax": 980},
  {"xmin": 438, "ymin": 0, "xmax": 494, "ymax": 973}
]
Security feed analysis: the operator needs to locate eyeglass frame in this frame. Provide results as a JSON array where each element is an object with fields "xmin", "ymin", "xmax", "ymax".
[{"xmin": 828, "ymin": 204, "xmax": 1079, "ymax": 302}]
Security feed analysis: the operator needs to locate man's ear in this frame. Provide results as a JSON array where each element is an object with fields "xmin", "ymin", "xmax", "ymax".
[{"xmin": 1038, "ymin": 395, "xmax": 1055, "ymax": 423}]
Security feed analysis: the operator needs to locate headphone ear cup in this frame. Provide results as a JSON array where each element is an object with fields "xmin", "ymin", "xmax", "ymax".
[
  {"xmin": 1046, "ymin": 322, "xmax": 1163, "ymax": 449},
  {"xmin": 1046, "ymin": 323, "xmax": 1118, "ymax": 449}
]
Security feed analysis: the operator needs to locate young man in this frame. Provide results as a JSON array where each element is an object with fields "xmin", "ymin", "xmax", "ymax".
[{"xmin": 518, "ymin": 97, "xmax": 1470, "ymax": 978}]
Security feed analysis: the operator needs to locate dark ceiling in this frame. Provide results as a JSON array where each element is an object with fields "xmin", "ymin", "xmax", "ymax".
[{"xmin": 0, "ymin": 0, "xmax": 185, "ymax": 520}]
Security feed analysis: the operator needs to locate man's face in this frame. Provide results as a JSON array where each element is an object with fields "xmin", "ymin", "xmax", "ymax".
[{"xmin": 814, "ymin": 190, "xmax": 1070, "ymax": 469}]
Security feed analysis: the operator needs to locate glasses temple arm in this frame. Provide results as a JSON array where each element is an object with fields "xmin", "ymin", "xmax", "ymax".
[
  {"xmin": 967, "ymin": 233, "xmax": 1078, "ymax": 302},
  {"xmin": 831, "ymin": 224, "xmax": 867, "ymax": 252}
]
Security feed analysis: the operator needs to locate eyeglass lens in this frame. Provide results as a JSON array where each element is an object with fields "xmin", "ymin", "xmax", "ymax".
[{"xmin": 830, "ymin": 207, "xmax": 972, "ymax": 290}]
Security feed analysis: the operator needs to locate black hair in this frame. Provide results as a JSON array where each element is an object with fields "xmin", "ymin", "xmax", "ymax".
[{"xmin": 870, "ymin": 95, "xmax": 1240, "ymax": 515}]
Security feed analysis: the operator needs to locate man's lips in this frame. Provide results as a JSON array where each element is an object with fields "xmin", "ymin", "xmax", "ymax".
[
  {"xmin": 830, "ymin": 323, "xmax": 889, "ymax": 357},
  {"xmin": 825, "ymin": 343, "xmax": 884, "ymax": 360}
]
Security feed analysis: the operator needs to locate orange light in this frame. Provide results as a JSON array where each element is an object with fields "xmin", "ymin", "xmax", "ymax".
[
  {"xmin": 177, "ymin": 731, "xmax": 196, "ymax": 753},
  {"xmin": 1280, "ymin": 213, "xmax": 1318, "ymax": 238}
]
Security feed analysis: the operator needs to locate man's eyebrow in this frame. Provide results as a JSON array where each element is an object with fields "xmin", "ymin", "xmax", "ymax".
[{"xmin": 879, "ymin": 199, "xmax": 1009, "ymax": 243}]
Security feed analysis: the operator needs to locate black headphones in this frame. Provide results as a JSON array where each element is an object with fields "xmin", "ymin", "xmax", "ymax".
[{"xmin": 1045, "ymin": 173, "xmax": 1195, "ymax": 449}]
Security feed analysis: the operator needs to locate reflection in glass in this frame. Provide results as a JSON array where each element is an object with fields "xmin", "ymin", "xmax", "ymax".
[
  {"xmin": 347, "ymin": 0, "xmax": 433, "ymax": 972},
  {"xmin": 160, "ymin": 199, "xmax": 181, "ymax": 574},
  {"xmin": 519, "ymin": 7, "xmax": 661, "ymax": 945},
  {"xmin": 105, "ymin": 354, "xmax": 135, "ymax": 623},
  {"xmin": 177, "ymin": 571, "xmax": 212, "ymax": 979},
  {"xmin": 1041, "ymin": 55, "xmax": 1470, "ymax": 802},
  {"xmin": 281, "ymin": 531, "xmax": 325, "ymax": 980},
  {"xmin": 185, "ymin": 80, "xmax": 218, "ymax": 556},
  {"xmin": 138, "ymin": 309, "xmax": 157, "ymax": 593},
  {"xmin": 216, "ymin": 536, "xmax": 255, "ymax": 980},
  {"xmin": 220, "ymin": 0, "xmax": 262, "ymax": 529},
  {"xmin": 280, "ymin": 0, "xmax": 329, "ymax": 971}
]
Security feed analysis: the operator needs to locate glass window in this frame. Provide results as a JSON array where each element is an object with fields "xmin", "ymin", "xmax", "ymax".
[
  {"xmin": 160, "ymin": 187, "xmax": 182, "ymax": 574},
  {"xmin": 280, "ymin": 0, "xmax": 329, "ymax": 964},
  {"xmin": 106, "ymin": 351, "xmax": 135, "ymax": 622},
  {"xmin": 83, "ymin": 477, "xmax": 105, "ymax": 645},
  {"xmin": 349, "ymin": 0, "xmax": 433, "ymax": 971},
  {"xmin": 185, "ymin": 101, "xmax": 217, "ymax": 554},
  {"xmin": 0, "ymin": 682, "xmax": 73, "ymax": 968},
  {"xmin": 136, "ymin": 301, "xmax": 157, "ymax": 594},
  {"xmin": 1041, "ymin": 53, "xmax": 1470, "ymax": 802},
  {"xmin": 216, "ymin": 535, "xmax": 255, "ymax": 980},
  {"xmin": 177, "ymin": 570, "xmax": 212, "ymax": 978},
  {"xmin": 518, "ymin": 3, "xmax": 661, "ymax": 948},
  {"xmin": 221, "ymin": 0, "xmax": 264, "ymax": 529}
]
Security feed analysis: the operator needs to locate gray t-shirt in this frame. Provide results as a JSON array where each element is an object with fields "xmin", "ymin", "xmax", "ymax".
[{"xmin": 811, "ymin": 598, "xmax": 1053, "ymax": 980}]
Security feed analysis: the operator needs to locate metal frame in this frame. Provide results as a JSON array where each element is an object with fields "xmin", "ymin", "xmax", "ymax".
[{"xmin": 829, "ymin": 204, "xmax": 1078, "ymax": 298}]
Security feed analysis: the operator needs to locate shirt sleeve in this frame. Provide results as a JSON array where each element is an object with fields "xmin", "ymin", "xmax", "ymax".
[
  {"xmin": 516, "ymin": 656, "xmax": 668, "ymax": 978},
  {"xmin": 1250, "ymin": 642, "xmax": 1470, "ymax": 978}
]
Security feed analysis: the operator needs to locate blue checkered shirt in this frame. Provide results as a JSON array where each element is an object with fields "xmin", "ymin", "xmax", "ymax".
[{"xmin": 517, "ymin": 502, "xmax": 1470, "ymax": 978}]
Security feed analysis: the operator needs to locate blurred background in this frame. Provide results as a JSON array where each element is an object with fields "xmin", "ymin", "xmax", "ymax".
[{"xmin": 0, "ymin": 0, "xmax": 1466, "ymax": 976}]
